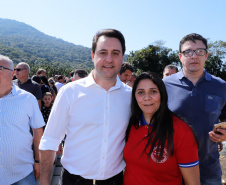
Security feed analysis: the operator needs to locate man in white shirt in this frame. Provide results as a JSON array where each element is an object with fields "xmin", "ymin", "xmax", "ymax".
[
  {"xmin": 0, "ymin": 55, "xmax": 45, "ymax": 185},
  {"xmin": 39, "ymin": 29, "xmax": 132, "ymax": 185},
  {"xmin": 55, "ymin": 75, "xmax": 65, "ymax": 91}
]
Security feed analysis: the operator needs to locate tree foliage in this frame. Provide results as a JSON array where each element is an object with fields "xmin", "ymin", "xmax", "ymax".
[
  {"xmin": 127, "ymin": 41, "xmax": 226, "ymax": 81},
  {"xmin": 205, "ymin": 40, "xmax": 226, "ymax": 80},
  {"xmin": 127, "ymin": 45, "xmax": 180, "ymax": 76}
]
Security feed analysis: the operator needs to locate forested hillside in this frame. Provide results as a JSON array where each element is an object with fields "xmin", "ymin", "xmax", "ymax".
[{"xmin": 0, "ymin": 18, "xmax": 93, "ymax": 72}]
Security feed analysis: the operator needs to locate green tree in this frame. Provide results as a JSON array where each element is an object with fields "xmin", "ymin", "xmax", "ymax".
[
  {"xmin": 127, "ymin": 45, "xmax": 180, "ymax": 75},
  {"xmin": 205, "ymin": 40, "xmax": 226, "ymax": 80}
]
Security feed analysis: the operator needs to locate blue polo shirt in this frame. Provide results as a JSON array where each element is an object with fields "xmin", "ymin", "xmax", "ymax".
[{"xmin": 163, "ymin": 69, "xmax": 226, "ymax": 180}]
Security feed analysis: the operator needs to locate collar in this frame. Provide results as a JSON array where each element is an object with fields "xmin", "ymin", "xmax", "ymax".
[
  {"xmin": 178, "ymin": 69, "xmax": 212, "ymax": 82},
  {"xmin": 11, "ymin": 84, "xmax": 19, "ymax": 96},
  {"xmin": 85, "ymin": 70, "xmax": 123, "ymax": 91},
  {"xmin": 2, "ymin": 84, "xmax": 17, "ymax": 98},
  {"xmin": 139, "ymin": 114, "xmax": 153, "ymax": 126},
  {"xmin": 17, "ymin": 78, "xmax": 31, "ymax": 84}
]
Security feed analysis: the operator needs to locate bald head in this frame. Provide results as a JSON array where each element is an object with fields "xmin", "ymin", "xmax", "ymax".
[{"xmin": 15, "ymin": 62, "xmax": 30, "ymax": 82}]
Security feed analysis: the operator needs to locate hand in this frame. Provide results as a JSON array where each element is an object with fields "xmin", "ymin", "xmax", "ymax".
[
  {"xmin": 33, "ymin": 162, "xmax": 40, "ymax": 181},
  {"xmin": 209, "ymin": 128, "xmax": 226, "ymax": 143},
  {"xmin": 218, "ymin": 142, "xmax": 223, "ymax": 152},
  {"xmin": 56, "ymin": 143, "xmax": 63, "ymax": 156}
]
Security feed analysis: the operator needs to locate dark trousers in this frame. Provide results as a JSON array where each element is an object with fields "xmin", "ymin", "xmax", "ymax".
[{"xmin": 59, "ymin": 168, "xmax": 123, "ymax": 185}]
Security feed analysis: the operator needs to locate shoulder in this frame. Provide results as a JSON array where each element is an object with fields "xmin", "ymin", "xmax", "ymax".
[
  {"xmin": 163, "ymin": 73, "xmax": 179, "ymax": 85},
  {"xmin": 120, "ymin": 82, "xmax": 132, "ymax": 93},
  {"xmin": 57, "ymin": 78, "xmax": 88, "ymax": 96},
  {"xmin": 30, "ymin": 80, "xmax": 41, "ymax": 87},
  {"xmin": 13, "ymin": 85, "xmax": 37, "ymax": 102},
  {"xmin": 172, "ymin": 115, "xmax": 192, "ymax": 134},
  {"xmin": 208, "ymin": 73, "xmax": 226, "ymax": 87}
]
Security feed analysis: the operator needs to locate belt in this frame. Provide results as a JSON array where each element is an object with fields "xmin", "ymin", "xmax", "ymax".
[
  {"xmin": 80, "ymin": 171, "xmax": 122, "ymax": 185},
  {"xmin": 64, "ymin": 169, "xmax": 123, "ymax": 185}
]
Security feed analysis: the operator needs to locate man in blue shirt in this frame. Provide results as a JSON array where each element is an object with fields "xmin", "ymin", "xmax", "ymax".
[
  {"xmin": 163, "ymin": 33, "xmax": 226, "ymax": 185},
  {"xmin": 0, "ymin": 55, "xmax": 45, "ymax": 185}
]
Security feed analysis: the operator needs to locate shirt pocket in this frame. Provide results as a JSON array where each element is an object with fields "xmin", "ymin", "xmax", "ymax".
[{"xmin": 205, "ymin": 95, "xmax": 222, "ymax": 115}]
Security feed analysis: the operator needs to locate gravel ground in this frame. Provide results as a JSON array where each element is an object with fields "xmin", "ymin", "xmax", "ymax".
[{"xmin": 220, "ymin": 142, "xmax": 226, "ymax": 184}]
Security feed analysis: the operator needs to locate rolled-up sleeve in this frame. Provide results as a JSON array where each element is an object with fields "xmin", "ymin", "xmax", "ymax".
[{"xmin": 39, "ymin": 86, "xmax": 70, "ymax": 151}]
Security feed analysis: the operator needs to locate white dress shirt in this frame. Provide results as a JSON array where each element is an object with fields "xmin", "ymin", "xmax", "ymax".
[
  {"xmin": 39, "ymin": 72, "xmax": 132, "ymax": 180},
  {"xmin": 0, "ymin": 85, "xmax": 45, "ymax": 185},
  {"xmin": 55, "ymin": 81, "xmax": 64, "ymax": 91}
]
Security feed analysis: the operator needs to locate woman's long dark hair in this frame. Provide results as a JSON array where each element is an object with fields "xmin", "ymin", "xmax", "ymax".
[{"xmin": 126, "ymin": 72, "xmax": 174, "ymax": 162}]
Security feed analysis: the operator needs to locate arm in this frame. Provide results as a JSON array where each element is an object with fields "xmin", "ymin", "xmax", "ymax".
[
  {"xmin": 180, "ymin": 165, "xmax": 200, "ymax": 185},
  {"xmin": 39, "ymin": 150, "xmax": 56, "ymax": 185},
  {"xmin": 56, "ymin": 143, "xmax": 63, "ymax": 156},
  {"xmin": 33, "ymin": 127, "xmax": 43, "ymax": 180},
  {"xmin": 209, "ymin": 127, "xmax": 226, "ymax": 143},
  {"xmin": 38, "ymin": 100, "xmax": 41, "ymax": 110}
]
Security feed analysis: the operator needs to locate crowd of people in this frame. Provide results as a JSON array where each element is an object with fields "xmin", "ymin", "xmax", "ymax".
[{"xmin": 0, "ymin": 29, "xmax": 226, "ymax": 185}]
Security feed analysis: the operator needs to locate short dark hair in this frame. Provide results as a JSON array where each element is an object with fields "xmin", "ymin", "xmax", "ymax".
[
  {"xmin": 32, "ymin": 75, "xmax": 41, "ymax": 84},
  {"xmin": 39, "ymin": 75, "xmax": 49, "ymax": 86},
  {"xmin": 57, "ymin": 75, "xmax": 64, "ymax": 81},
  {"xmin": 74, "ymin": 69, "xmax": 88, "ymax": 78},
  {"xmin": 179, "ymin": 33, "xmax": 208, "ymax": 53},
  {"xmin": 127, "ymin": 72, "xmax": 174, "ymax": 162},
  {"xmin": 36, "ymin": 68, "xmax": 46, "ymax": 75},
  {"xmin": 92, "ymin": 29, "xmax": 126, "ymax": 55},
  {"xmin": 163, "ymin": 64, "xmax": 178, "ymax": 73},
  {"xmin": 119, "ymin": 62, "xmax": 133, "ymax": 75}
]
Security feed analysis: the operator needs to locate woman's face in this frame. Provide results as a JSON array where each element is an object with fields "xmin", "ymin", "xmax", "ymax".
[{"xmin": 135, "ymin": 79, "xmax": 161, "ymax": 120}]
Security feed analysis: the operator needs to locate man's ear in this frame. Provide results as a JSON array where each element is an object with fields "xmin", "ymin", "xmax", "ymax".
[
  {"xmin": 11, "ymin": 70, "xmax": 15, "ymax": 80},
  {"xmin": 205, "ymin": 51, "xmax": 209, "ymax": 60},
  {"xmin": 91, "ymin": 52, "xmax": 94, "ymax": 63},
  {"xmin": 178, "ymin": 53, "xmax": 182, "ymax": 60}
]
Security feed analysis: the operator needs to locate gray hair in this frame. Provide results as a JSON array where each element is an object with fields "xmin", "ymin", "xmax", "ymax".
[{"xmin": 0, "ymin": 55, "xmax": 14, "ymax": 70}]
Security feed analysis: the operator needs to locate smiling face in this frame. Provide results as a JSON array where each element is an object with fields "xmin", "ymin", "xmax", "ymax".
[
  {"xmin": 135, "ymin": 79, "xmax": 161, "ymax": 122},
  {"xmin": 179, "ymin": 40, "xmax": 209, "ymax": 77},
  {"xmin": 91, "ymin": 36, "xmax": 123, "ymax": 84}
]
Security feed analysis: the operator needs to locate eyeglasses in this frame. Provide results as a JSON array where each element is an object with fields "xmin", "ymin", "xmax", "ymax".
[
  {"xmin": 0, "ymin": 65, "xmax": 13, "ymax": 71},
  {"xmin": 14, "ymin": 68, "xmax": 27, "ymax": 71},
  {"xmin": 181, "ymin": 48, "xmax": 207, "ymax": 57}
]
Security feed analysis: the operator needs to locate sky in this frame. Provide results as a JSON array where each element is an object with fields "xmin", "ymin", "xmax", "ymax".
[{"xmin": 0, "ymin": 0, "xmax": 226, "ymax": 54}]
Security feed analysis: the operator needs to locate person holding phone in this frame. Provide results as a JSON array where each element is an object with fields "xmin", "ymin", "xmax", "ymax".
[
  {"xmin": 163, "ymin": 33, "xmax": 226, "ymax": 185},
  {"xmin": 123, "ymin": 72, "xmax": 200, "ymax": 185}
]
